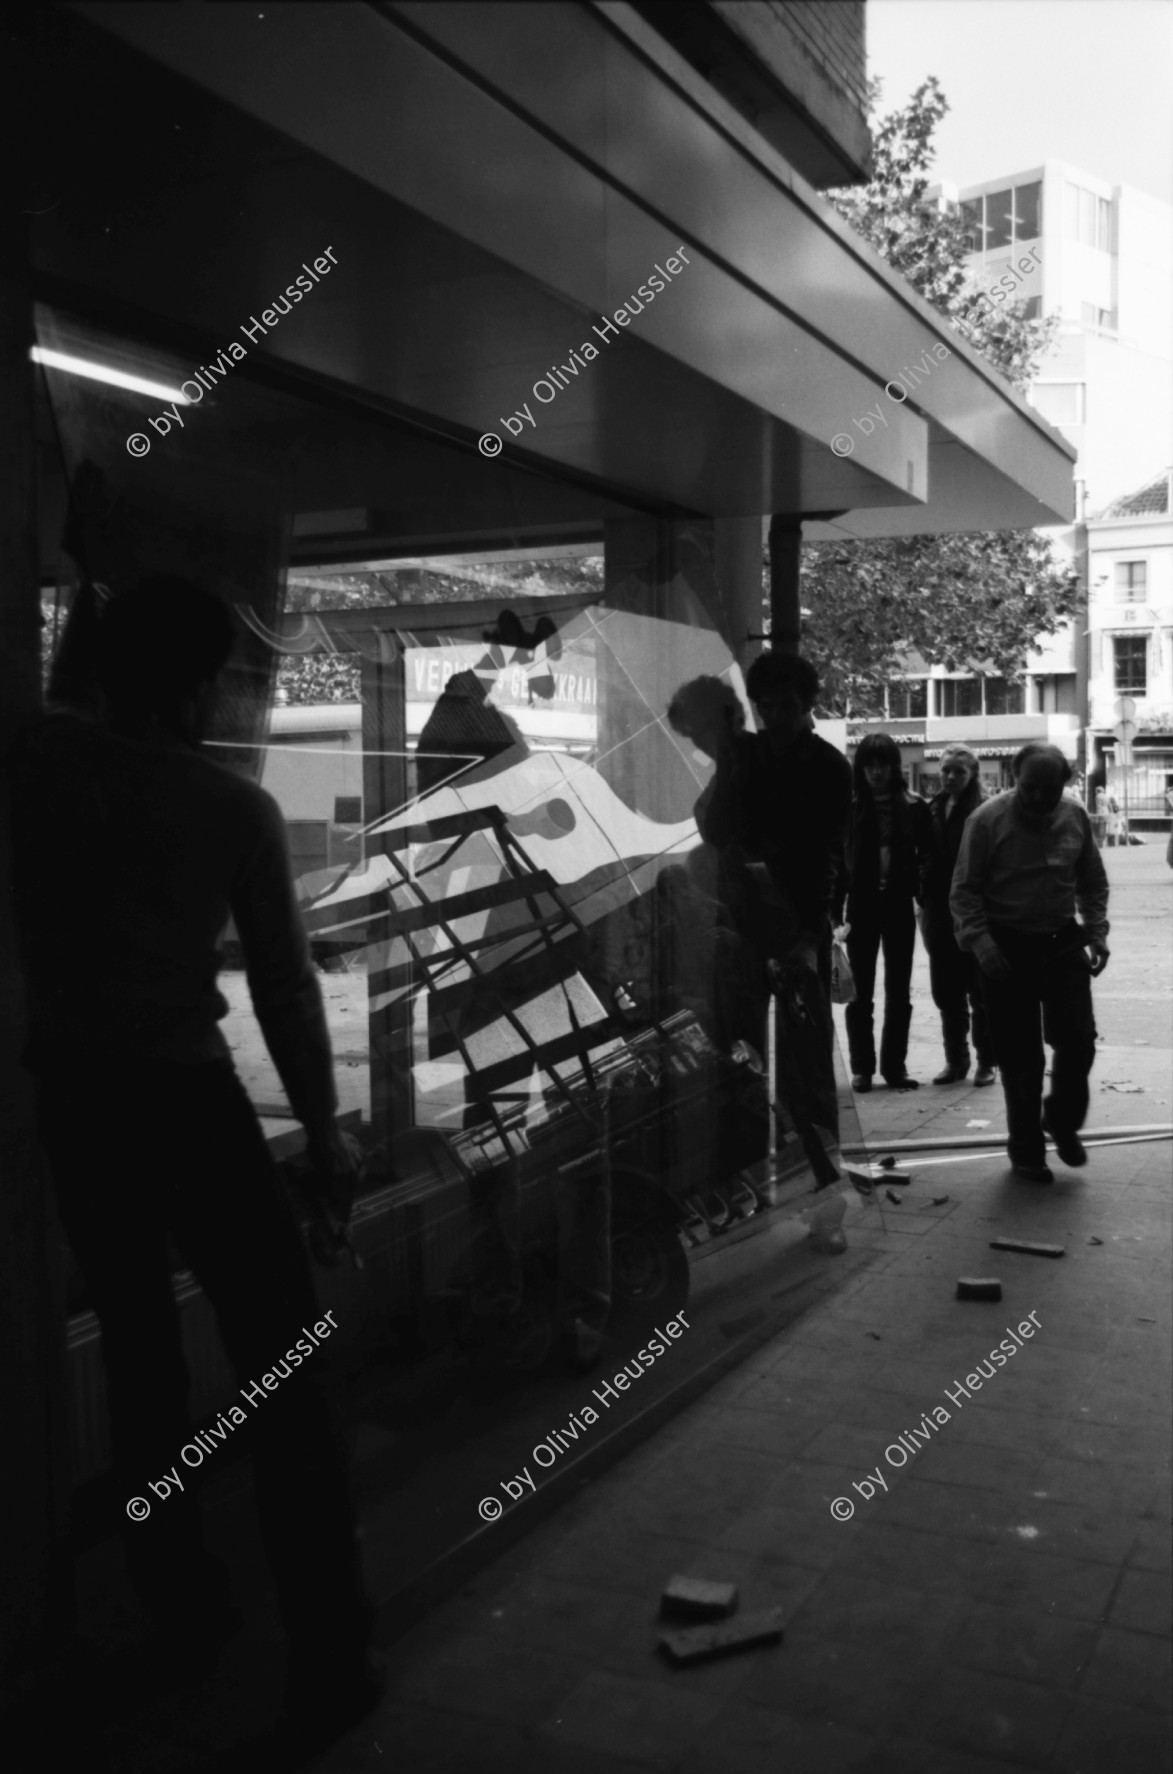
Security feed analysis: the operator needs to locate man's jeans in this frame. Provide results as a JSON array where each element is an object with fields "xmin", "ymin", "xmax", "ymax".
[
  {"xmin": 35, "ymin": 1058, "xmax": 372, "ymax": 1666},
  {"xmin": 845, "ymin": 893, "xmax": 917, "ymax": 1081},
  {"xmin": 980, "ymin": 924, "xmax": 1098, "ymax": 1167},
  {"xmin": 923, "ymin": 906, "xmax": 994, "ymax": 1071}
]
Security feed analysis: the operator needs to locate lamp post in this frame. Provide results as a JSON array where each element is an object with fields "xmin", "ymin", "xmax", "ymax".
[{"xmin": 1114, "ymin": 696, "xmax": 1137, "ymax": 844}]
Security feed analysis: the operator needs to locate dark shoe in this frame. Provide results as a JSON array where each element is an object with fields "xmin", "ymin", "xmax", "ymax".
[
  {"xmin": 933, "ymin": 1063, "xmax": 969, "ymax": 1085},
  {"xmin": 1043, "ymin": 1115, "xmax": 1087, "ymax": 1167},
  {"xmin": 973, "ymin": 1065, "xmax": 997, "ymax": 1087},
  {"xmin": 883, "ymin": 1074, "xmax": 920, "ymax": 1091},
  {"xmin": 851, "ymin": 1074, "xmax": 873, "ymax": 1093},
  {"xmin": 1011, "ymin": 1161, "xmax": 1054, "ymax": 1184}
]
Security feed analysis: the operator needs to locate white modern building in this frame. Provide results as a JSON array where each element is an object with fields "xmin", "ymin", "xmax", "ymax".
[
  {"xmin": 1085, "ymin": 468, "xmax": 1173, "ymax": 828},
  {"xmin": 862, "ymin": 163, "xmax": 1173, "ymax": 795},
  {"xmin": 941, "ymin": 162, "xmax": 1173, "ymax": 513}
]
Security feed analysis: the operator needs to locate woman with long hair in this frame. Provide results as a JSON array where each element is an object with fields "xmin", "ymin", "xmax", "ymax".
[
  {"xmin": 922, "ymin": 744, "xmax": 996, "ymax": 1085},
  {"xmin": 835, "ymin": 732, "xmax": 932, "ymax": 1091}
]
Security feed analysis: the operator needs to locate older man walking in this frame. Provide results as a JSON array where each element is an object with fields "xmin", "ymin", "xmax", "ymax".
[{"xmin": 951, "ymin": 743, "xmax": 1109, "ymax": 1183}]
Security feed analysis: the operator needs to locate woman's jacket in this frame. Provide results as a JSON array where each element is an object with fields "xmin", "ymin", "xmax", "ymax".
[{"xmin": 834, "ymin": 789, "xmax": 932, "ymax": 923}]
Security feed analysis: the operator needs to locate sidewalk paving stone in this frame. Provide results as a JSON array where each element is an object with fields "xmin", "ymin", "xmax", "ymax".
[
  {"xmin": 901, "ymin": 1665, "xmax": 1073, "ymax": 1762},
  {"xmin": 1109, "ymin": 1565, "xmax": 1173, "ymax": 1632},
  {"xmin": 1078, "ymin": 1625, "xmax": 1172, "ymax": 1710},
  {"xmin": 298, "ymin": 853, "xmax": 1170, "ymax": 1774}
]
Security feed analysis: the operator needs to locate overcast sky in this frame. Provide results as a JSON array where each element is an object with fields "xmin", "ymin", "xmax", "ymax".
[{"xmin": 867, "ymin": 0, "xmax": 1173, "ymax": 204}]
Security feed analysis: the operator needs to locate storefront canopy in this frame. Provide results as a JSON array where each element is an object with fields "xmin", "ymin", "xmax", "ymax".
[
  {"xmin": 37, "ymin": 0, "xmax": 1076, "ymax": 547},
  {"xmin": 29, "ymin": 3, "xmax": 1071, "ymax": 546}
]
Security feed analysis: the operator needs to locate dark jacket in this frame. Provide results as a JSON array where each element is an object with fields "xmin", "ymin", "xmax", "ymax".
[
  {"xmin": 924, "ymin": 778, "xmax": 984, "ymax": 921},
  {"xmin": 835, "ymin": 789, "xmax": 931, "ymax": 922},
  {"xmin": 698, "ymin": 728, "xmax": 853, "ymax": 944}
]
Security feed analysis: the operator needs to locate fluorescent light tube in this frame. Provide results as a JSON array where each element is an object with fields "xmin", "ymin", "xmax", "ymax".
[{"xmin": 30, "ymin": 346, "xmax": 190, "ymax": 404}]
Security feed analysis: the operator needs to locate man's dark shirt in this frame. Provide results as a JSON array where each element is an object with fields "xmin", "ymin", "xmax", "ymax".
[
  {"xmin": 697, "ymin": 728, "xmax": 853, "ymax": 942},
  {"xmin": 924, "ymin": 780, "xmax": 983, "ymax": 908}
]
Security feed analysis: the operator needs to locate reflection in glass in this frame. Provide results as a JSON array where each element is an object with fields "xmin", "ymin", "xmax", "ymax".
[{"xmin": 217, "ymin": 598, "xmax": 862, "ymax": 1387}]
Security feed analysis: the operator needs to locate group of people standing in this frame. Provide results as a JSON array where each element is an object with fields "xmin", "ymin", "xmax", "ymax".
[
  {"xmin": 670, "ymin": 661, "xmax": 1110, "ymax": 1191},
  {"xmin": 836, "ymin": 736, "xmax": 995, "ymax": 1094}
]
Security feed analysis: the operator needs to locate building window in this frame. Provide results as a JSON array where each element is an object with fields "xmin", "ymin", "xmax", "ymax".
[
  {"xmin": 983, "ymin": 677, "xmax": 1025, "ymax": 716},
  {"xmin": 986, "ymin": 188, "xmax": 1013, "ymax": 251},
  {"xmin": 888, "ymin": 679, "xmax": 927, "ymax": 719},
  {"xmin": 1115, "ymin": 561, "xmax": 1147, "ymax": 602},
  {"xmin": 1066, "ymin": 182, "xmax": 1112, "ymax": 249},
  {"xmin": 1031, "ymin": 383, "xmax": 1085, "ymax": 427},
  {"xmin": 1013, "ymin": 182, "xmax": 1041, "ymax": 240},
  {"xmin": 961, "ymin": 183, "xmax": 1042, "ymax": 255},
  {"xmin": 1113, "ymin": 635, "xmax": 1148, "ymax": 694},
  {"xmin": 960, "ymin": 198, "xmax": 984, "ymax": 252},
  {"xmin": 938, "ymin": 679, "xmax": 982, "ymax": 718},
  {"xmin": 1081, "ymin": 302, "xmax": 1117, "ymax": 332},
  {"xmin": 1031, "ymin": 673, "xmax": 1077, "ymax": 714}
]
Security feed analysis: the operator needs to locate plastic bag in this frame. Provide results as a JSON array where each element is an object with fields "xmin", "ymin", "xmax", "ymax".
[{"xmin": 830, "ymin": 931, "xmax": 856, "ymax": 1005}]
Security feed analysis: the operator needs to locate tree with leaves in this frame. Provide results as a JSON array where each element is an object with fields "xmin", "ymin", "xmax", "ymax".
[{"xmin": 794, "ymin": 78, "xmax": 1079, "ymax": 717}]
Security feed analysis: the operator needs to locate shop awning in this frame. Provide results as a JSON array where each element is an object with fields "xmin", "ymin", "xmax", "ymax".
[{"xmin": 60, "ymin": 0, "xmax": 1075, "ymax": 537}]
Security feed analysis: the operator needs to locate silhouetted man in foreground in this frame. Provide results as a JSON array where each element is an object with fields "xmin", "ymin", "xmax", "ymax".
[
  {"xmin": 951, "ymin": 741, "xmax": 1109, "ymax": 1183},
  {"xmin": 10, "ymin": 579, "xmax": 381, "ymax": 1749},
  {"xmin": 674, "ymin": 653, "xmax": 851, "ymax": 1154}
]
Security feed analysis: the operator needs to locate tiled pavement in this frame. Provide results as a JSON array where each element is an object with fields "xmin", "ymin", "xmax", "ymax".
[
  {"xmin": 306, "ymin": 1124, "xmax": 1171, "ymax": 1774},
  {"xmin": 16, "ymin": 849, "xmax": 1166, "ymax": 1773},
  {"xmin": 307, "ymin": 847, "xmax": 1171, "ymax": 1774}
]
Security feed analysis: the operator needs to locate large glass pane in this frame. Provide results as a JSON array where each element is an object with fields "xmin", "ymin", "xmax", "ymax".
[
  {"xmin": 889, "ymin": 679, "xmax": 927, "ymax": 719},
  {"xmin": 939, "ymin": 678, "xmax": 983, "ymax": 718},
  {"xmin": 1080, "ymin": 186, "xmax": 1096, "ymax": 245},
  {"xmin": 1013, "ymin": 182, "xmax": 1041, "ymax": 241},
  {"xmin": 32, "ymin": 300, "xmax": 870, "ymax": 1592},
  {"xmin": 1113, "ymin": 635, "xmax": 1148, "ymax": 693},
  {"xmin": 959, "ymin": 197, "xmax": 985, "ymax": 253},
  {"xmin": 985, "ymin": 188, "xmax": 1013, "ymax": 250},
  {"xmin": 983, "ymin": 676, "xmax": 1025, "ymax": 715},
  {"xmin": 1097, "ymin": 196, "xmax": 1112, "ymax": 251}
]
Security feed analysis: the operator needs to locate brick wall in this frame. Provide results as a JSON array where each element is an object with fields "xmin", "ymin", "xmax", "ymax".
[
  {"xmin": 774, "ymin": 2, "xmax": 868, "ymax": 114},
  {"xmin": 708, "ymin": 0, "xmax": 870, "ymax": 181}
]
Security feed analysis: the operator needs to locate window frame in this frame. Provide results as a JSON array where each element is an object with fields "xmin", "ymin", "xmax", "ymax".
[
  {"xmin": 1114, "ymin": 561, "xmax": 1147, "ymax": 603},
  {"xmin": 1112, "ymin": 633, "xmax": 1148, "ymax": 695}
]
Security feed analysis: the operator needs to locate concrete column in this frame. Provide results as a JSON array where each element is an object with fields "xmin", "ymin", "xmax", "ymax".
[
  {"xmin": 714, "ymin": 516, "xmax": 767, "ymax": 674},
  {"xmin": 767, "ymin": 516, "xmax": 802, "ymax": 655},
  {"xmin": 0, "ymin": 246, "xmax": 73, "ymax": 1704}
]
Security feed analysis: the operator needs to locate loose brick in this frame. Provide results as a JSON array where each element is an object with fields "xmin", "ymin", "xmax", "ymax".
[
  {"xmin": 957, "ymin": 1278, "xmax": 1003, "ymax": 1301},
  {"xmin": 660, "ymin": 1575, "xmax": 739, "ymax": 1621},
  {"xmin": 989, "ymin": 1239, "xmax": 1065, "ymax": 1258},
  {"xmin": 659, "ymin": 1607, "xmax": 784, "ymax": 1665}
]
